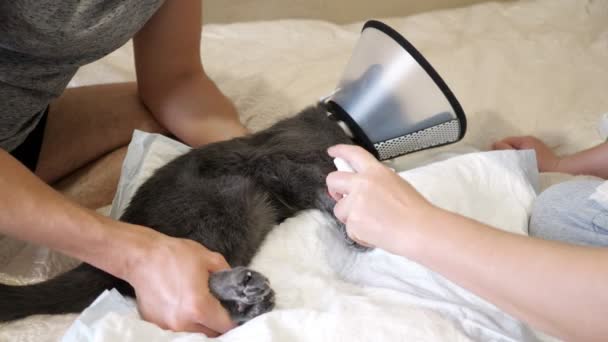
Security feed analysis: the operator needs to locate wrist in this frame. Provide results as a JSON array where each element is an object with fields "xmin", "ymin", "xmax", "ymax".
[
  {"xmin": 92, "ymin": 218, "xmax": 164, "ymax": 282},
  {"xmin": 552, "ymin": 156, "xmax": 569, "ymax": 173},
  {"xmin": 395, "ymin": 203, "xmax": 446, "ymax": 259},
  {"xmin": 553, "ymin": 154, "xmax": 584, "ymax": 175}
]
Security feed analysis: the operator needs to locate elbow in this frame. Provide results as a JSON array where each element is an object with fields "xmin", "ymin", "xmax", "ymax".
[{"xmin": 137, "ymin": 67, "xmax": 206, "ymax": 112}]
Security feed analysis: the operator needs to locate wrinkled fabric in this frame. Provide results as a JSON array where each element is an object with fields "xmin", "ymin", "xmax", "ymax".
[{"xmin": 61, "ymin": 131, "xmax": 540, "ymax": 342}]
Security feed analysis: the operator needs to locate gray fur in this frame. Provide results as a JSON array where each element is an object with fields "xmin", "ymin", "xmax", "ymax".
[{"xmin": 0, "ymin": 104, "xmax": 368, "ymax": 323}]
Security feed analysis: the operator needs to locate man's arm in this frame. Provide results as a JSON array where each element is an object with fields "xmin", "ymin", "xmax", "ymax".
[
  {"xmin": 0, "ymin": 150, "xmax": 233, "ymax": 335},
  {"xmin": 0, "ymin": 149, "xmax": 138, "ymax": 274},
  {"xmin": 133, "ymin": 0, "xmax": 247, "ymax": 147}
]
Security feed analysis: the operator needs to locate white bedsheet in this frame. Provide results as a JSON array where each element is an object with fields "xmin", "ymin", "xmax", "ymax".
[{"xmin": 1, "ymin": 0, "xmax": 607, "ymax": 340}]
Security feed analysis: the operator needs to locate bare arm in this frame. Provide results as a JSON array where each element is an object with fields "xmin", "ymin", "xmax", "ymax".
[
  {"xmin": 0, "ymin": 149, "xmax": 142, "ymax": 275},
  {"xmin": 494, "ymin": 136, "xmax": 608, "ymax": 178},
  {"xmin": 0, "ymin": 150, "xmax": 233, "ymax": 334},
  {"xmin": 556, "ymin": 142, "xmax": 608, "ymax": 178},
  {"xmin": 133, "ymin": 0, "xmax": 247, "ymax": 147},
  {"xmin": 410, "ymin": 209, "xmax": 608, "ymax": 342},
  {"xmin": 327, "ymin": 144, "xmax": 608, "ymax": 342}
]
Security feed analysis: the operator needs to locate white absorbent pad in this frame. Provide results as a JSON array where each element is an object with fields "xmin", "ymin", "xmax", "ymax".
[{"xmin": 59, "ymin": 130, "xmax": 556, "ymax": 342}]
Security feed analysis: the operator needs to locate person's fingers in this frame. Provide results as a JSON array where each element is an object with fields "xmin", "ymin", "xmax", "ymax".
[
  {"xmin": 328, "ymin": 188, "xmax": 343, "ymax": 201},
  {"xmin": 326, "ymin": 171, "xmax": 356, "ymax": 197},
  {"xmin": 333, "ymin": 196, "xmax": 351, "ymax": 223},
  {"xmin": 347, "ymin": 230, "xmax": 374, "ymax": 248},
  {"xmin": 327, "ymin": 144, "xmax": 378, "ymax": 172},
  {"xmin": 325, "ymin": 172, "xmax": 343, "ymax": 201},
  {"xmin": 193, "ymin": 295, "xmax": 236, "ymax": 334}
]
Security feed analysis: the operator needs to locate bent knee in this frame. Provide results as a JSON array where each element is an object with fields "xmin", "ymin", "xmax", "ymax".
[
  {"xmin": 530, "ymin": 179, "xmax": 608, "ymax": 244},
  {"xmin": 533, "ymin": 179, "xmax": 604, "ymax": 214}
]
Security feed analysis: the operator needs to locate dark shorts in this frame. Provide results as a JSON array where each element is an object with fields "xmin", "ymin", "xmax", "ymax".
[{"xmin": 10, "ymin": 107, "xmax": 49, "ymax": 172}]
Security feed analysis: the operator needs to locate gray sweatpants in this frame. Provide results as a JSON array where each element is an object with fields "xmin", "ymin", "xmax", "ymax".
[{"xmin": 530, "ymin": 179, "xmax": 608, "ymax": 247}]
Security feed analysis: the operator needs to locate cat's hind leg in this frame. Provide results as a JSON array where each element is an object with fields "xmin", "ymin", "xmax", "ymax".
[
  {"xmin": 209, "ymin": 267, "xmax": 275, "ymax": 324},
  {"xmin": 125, "ymin": 172, "xmax": 280, "ymax": 323},
  {"xmin": 174, "ymin": 175, "xmax": 278, "ymax": 322}
]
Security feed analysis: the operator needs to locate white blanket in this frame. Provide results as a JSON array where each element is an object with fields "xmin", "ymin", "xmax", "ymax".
[
  {"xmin": 1, "ymin": 0, "xmax": 607, "ymax": 340},
  {"xmin": 61, "ymin": 131, "xmax": 542, "ymax": 342}
]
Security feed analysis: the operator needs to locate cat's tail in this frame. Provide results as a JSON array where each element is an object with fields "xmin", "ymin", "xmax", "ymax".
[{"xmin": 0, "ymin": 263, "xmax": 129, "ymax": 322}]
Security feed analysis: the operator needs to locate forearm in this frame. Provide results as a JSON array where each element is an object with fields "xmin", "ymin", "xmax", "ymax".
[
  {"xmin": 556, "ymin": 142, "xmax": 608, "ymax": 178},
  {"xmin": 0, "ymin": 150, "xmax": 155, "ymax": 280},
  {"xmin": 133, "ymin": 0, "xmax": 246, "ymax": 148},
  {"xmin": 138, "ymin": 72, "xmax": 246, "ymax": 147},
  {"xmin": 405, "ymin": 208, "xmax": 608, "ymax": 341}
]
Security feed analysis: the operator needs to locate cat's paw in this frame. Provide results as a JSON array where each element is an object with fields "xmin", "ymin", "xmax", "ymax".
[{"xmin": 209, "ymin": 266, "xmax": 275, "ymax": 324}]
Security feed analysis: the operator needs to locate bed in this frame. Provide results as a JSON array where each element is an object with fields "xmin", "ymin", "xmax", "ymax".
[{"xmin": 1, "ymin": 0, "xmax": 607, "ymax": 340}]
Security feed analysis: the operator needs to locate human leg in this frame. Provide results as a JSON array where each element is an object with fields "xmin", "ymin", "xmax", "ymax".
[
  {"xmin": 35, "ymin": 82, "xmax": 166, "ymax": 184},
  {"xmin": 529, "ymin": 179, "xmax": 608, "ymax": 247},
  {"xmin": 30, "ymin": 82, "xmax": 167, "ymax": 208},
  {"xmin": 53, "ymin": 147, "xmax": 128, "ymax": 209}
]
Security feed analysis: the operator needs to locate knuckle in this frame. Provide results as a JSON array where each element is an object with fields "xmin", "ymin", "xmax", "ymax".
[
  {"xmin": 353, "ymin": 145, "xmax": 367, "ymax": 154},
  {"xmin": 207, "ymin": 252, "xmax": 226, "ymax": 267}
]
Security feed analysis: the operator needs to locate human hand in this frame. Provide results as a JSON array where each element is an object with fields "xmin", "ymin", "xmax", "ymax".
[
  {"xmin": 124, "ymin": 232, "xmax": 235, "ymax": 336},
  {"xmin": 326, "ymin": 144, "xmax": 437, "ymax": 256},
  {"xmin": 492, "ymin": 136, "xmax": 561, "ymax": 172}
]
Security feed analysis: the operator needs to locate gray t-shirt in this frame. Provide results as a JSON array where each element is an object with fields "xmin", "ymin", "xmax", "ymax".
[{"xmin": 0, "ymin": 0, "xmax": 165, "ymax": 151}]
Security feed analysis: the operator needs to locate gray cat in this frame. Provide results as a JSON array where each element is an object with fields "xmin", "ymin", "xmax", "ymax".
[{"xmin": 0, "ymin": 104, "xmax": 368, "ymax": 324}]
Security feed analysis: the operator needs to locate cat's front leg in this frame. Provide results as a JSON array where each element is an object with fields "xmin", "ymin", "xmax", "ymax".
[{"xmin": 208, "ymin": 267, "xmax": 275, "ymax": 324}]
